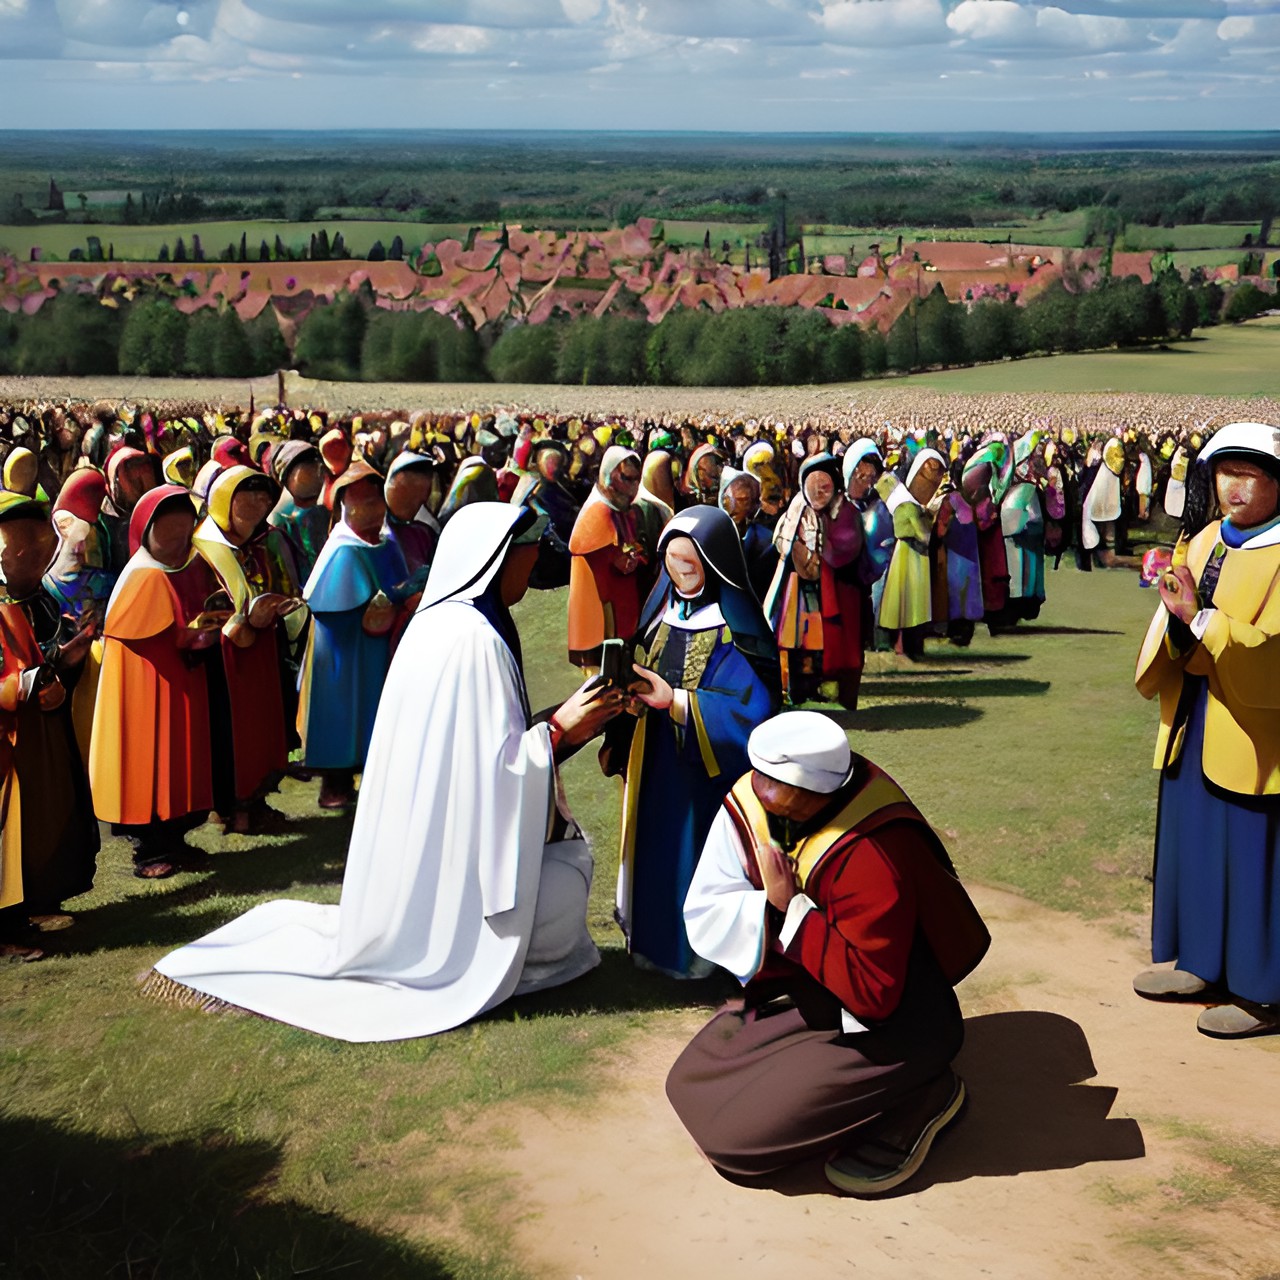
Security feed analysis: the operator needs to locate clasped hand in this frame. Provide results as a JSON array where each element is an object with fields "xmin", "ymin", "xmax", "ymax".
[{"xmin": 1158, "ymin": 565, "xmax": 1199, "ymax": 625}]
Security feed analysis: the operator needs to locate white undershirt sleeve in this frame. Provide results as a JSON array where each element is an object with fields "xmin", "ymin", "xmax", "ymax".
[{"xmin": 683, "ymin": 808, "xmax": 770, "ymax": 984}]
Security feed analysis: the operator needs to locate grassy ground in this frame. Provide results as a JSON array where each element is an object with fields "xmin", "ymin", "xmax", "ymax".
[
  {"xmin": 1, "ymin": 557, "xmax": 1170, "ymax": 1277},
  {"xmin": 858, "ymin": 316, "xmax": 1280, "ymax": 397}
]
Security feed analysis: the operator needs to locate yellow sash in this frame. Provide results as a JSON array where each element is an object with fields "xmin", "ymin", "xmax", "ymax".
[{"xmin": 725, "ymin": 768, "xmax": 911, "ymax": 889}]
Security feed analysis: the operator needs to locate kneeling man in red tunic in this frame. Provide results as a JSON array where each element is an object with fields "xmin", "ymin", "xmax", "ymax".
[{"xmin": 667, "ymin": 710, "xmax": 989, "ymax": 1196}]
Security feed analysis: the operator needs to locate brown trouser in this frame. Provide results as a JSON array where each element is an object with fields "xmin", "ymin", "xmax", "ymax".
[{"xmin": 666, "ymin": 941, "xmax": 963, "ymax": 1178}]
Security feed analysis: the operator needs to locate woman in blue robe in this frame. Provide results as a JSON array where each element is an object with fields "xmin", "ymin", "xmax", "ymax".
[
  {"xmin": 299, "ymin": 462, "xmax": 414, "ymax": 809},
  {"xmin": 611, "ymin": 505, "xmax": 781, "ymax": 977}
]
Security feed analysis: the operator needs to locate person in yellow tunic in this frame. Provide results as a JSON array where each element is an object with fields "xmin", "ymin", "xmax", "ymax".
[
  {"xmin": 877, "ymin": 450, "xmax": 947, "ymax": 659},
  {"xmin": 1134, "ymin": 421, "xmax": 1280, "ymax": 1039}
]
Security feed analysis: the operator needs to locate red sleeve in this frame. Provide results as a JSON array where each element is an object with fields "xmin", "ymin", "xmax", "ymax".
[{"xmin": 781, "ymin": 827, "xmax": 923, "ymax": 1021}]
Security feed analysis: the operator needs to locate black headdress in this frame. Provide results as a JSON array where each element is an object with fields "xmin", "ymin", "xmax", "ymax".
[{"xmin": 637, "ymin": 505, "xmax": 780, "ymax": 701}]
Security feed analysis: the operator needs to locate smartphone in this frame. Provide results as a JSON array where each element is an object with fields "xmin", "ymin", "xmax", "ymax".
[{"xmin": 584, "ymin": 638, "xmax": 629, "ymax": 701}]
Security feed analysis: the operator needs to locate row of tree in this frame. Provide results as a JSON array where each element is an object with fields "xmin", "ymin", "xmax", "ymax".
[
  {"xmin": 0, "ymin": 271, "xmax": 1264, "ymax": 384},
  {"xmin": 0, "ymin": 296, "xmax": 285, "ymax": 379}
]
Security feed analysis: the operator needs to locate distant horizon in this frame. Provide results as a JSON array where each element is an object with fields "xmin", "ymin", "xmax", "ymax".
[{"xmin": 2, "ymin": 127, "xmax": 1279, "ymax": 135}]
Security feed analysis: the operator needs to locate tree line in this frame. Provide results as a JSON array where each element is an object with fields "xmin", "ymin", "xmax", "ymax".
[{"xmin": 0, "ymin": 271, "xmax": 1267, "ymax": 384}]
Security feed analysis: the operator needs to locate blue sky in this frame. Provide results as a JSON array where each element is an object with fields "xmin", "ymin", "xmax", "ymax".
[{"xmin": 1, "ymin": 0, "xmax": 1278, "ymax": 131}]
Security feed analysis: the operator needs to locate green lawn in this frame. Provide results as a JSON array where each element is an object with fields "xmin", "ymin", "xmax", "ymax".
[
  {"xmin": 1, "ymin": 560, "xmax": 1172, "ymax": 1276},
  {"xmin": 862, "ymin": 317, "xmax": 1280, "ymax": 397}
]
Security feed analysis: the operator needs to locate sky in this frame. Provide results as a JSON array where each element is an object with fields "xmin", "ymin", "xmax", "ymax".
[{"xmin": 1, "ymin": 0, "xmax": 1278, "ymax": 132}]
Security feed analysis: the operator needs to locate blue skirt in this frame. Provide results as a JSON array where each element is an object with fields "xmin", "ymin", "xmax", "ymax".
[{"xmin": 1152, "ymin": 679, "xmax": 1280, "ymax": 1003}]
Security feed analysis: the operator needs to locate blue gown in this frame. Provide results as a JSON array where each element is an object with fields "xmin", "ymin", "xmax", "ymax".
[
  {"xmin": 300, "ymin": 537, "xmax": 410, "ymax": 772},
  {"xmin": 1152, "ymin": 678, "xmax": 1280, "ymax": 1003},
  {"xmin": 626, "ymin": 608, "xmax": 777, "ymax": 976}
]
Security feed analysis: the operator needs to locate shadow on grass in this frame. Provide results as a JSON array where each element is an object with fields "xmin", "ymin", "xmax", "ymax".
[
  {"xmin": 47, "ymin": 815, "xmax": 351, "ymax": 956},
  {"xmin": 858, "ymin": 677, "xmax": 1050, "ymax": 700},
  {"xmin": 486, "ymin": 947, "xmax": 739, "ymax": 1023},
  {"xmin": 0, "ymin": 1117, "xmax": 465, "ymax": 1280},
  {"xmin": 1012, "ymin": 625, "xmax": 1123, "ymax": 637},
  {"xmin": 873, "ymin": 651, "xmax": 1033, "ymax": 668},
  {"xmin": 764, "ymin": 1010, "xmax": 1145, "ymax": 1199},
  {"xmin": 828, "ymin": 702, "xmax": 985, "ymax": 732}
]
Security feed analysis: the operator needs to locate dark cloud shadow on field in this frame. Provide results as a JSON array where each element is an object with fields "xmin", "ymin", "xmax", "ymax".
[
  {"xmin": 47, "ymin": 815, "xmax": 350, "ymax": 956},
  {"xmin": 0, "ymin": 1117, "xmax": 455, "ymax": 1280},
  {"xmin": 858, "ymin": 677, "xmax": 1050, "ymax": 700},
  {"xmin": 827, "ymin": 702, "xmax": 985, "ymax": 732},
  {"xmin": 482, "ymin": 947, "xmax": 738, "ymax": 1022},
  {"xmin": 756, "ymin": 1011, "xmax": 1145, "ymax": 1200}
]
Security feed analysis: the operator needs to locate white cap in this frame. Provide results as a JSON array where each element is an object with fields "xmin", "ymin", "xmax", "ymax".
[
  {"xmin": 747, "ymin": 711, "xmax": 853, "ymax": 795},
  {"xmin": 1197, "ymin": 422, "xmax": 1280, "ymax": 468}
]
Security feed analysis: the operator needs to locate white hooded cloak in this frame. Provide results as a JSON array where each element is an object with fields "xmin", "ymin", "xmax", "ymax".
[{"xmin": 154, "ymin": 502, "xmax": 598, "ymax": 1041}]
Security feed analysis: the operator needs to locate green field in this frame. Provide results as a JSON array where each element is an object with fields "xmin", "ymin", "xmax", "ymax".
[
  {"xmin": 864, "ymin": 317, "xmax": 1280, "ymax": 397},
  {"xmin": 7, "ymin": 209, "xmax": 1269, "ymax": 269},
  {"xmin": 0, "ymin": 220, "xmax": 479, "ymax": 263},
  {"xmin": 1119, "ymin": 222, "xmax": 1261, "ymax": 251},
  {"xmin": 0, "ymin": 564, "xmax": 1180, "ymax": 1277}
]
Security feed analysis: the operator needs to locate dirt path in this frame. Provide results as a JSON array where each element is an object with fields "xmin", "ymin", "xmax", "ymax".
[{"xmin": 489, "ymin": 884, "xmax": 1280, "ymax": 1280}]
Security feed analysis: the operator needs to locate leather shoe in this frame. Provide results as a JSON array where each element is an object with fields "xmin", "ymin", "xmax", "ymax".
[
  {"xmin": 1197, "ymin": 1002, "xmax": 1280, "ymax": 1039},
  {"xmin": 1133, "ymin": 967, "xmax": 1214, "ymax": 1000}
]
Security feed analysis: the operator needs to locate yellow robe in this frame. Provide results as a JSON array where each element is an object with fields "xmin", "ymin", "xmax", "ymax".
[{"xmin": 1136, "ymin": 519, "xmax": 1280, "ymax": 796}]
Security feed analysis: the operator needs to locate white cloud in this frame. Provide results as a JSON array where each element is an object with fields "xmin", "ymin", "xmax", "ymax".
[
  {"xmin": 3, "ymin": 0, "xmax": 1278, "ymax": 126},
  {"xmin": 410, "ymin": 21, "xmax": 490, "ymax": 52},
  {"xmin": 1219, "ymin": 11, "xmax": 1280, "ymax": 40},
  {"xmin": 816, "ymin": 0, "xmax": 947, "ymax": 45},
  {"xmin": 947, "ymin": 2, "xmax": 1160, "ymax": 52}
]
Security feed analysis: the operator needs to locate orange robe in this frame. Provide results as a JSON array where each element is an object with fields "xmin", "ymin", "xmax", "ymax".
[
  {"xmin": 567, "ymin": 496, "xmax": 645, "ymax": 663},
  {"xmin": 90, "ymin": 559, "xmax": 215, "ymax": 826},
  {"xmin": 0, "ymin": 607, "xmax": 42, "ymax": 909}
]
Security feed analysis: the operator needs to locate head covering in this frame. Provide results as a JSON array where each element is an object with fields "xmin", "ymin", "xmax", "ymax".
[
  {"xmin": 0, "ymin": 491, "xmax": 45, "ymax": 524},
  {"xmin": 386, "ymin": 449, "xmax": 436, "ymax": 482},
  {"xmin": 419, "ymin": 502, "xmax": 541, "ymax": 612},
  {"xmin": 320, "ymin": 428, "xmax": 353, "ymax": 477},
  {"xmin": 2, "ymin": 447, "xmax": 38, "ymax": 496},
  {"xmin": 212, "ymin": 437, "xmax": 254, "ymax": 471},
  {"xmin": 52, "ymin": 469, "xmax": 106, "ymax": 524},
  {"xmin": 683, "ymin": 443, "xmax": 725, "ymax": 496},
  {"xmin": 439, "ymin": 457, "xmax": 499, "ymax": 524},
  {"xmin": 162, "ymin": 446, "xmax": 197, "ymax": 489},
  {"xmin": 128, "ymin": 484, "xmax": 198, "ymax": 557},
  {"xmin": 328, "ymin": 459, "xmax": 383, "ymax": 510},
  {"xmin": 598, "ymin": 445, "xmax": 641, "ymax": 497},
  {"xmin": 799, "ymin": 454, "xmax": 843, "ymax": 509},
  {"xmin": 717, "ymin": 466, "xmax": 758, "ymax": 504},
  {"xmin": 963, "ymin": 439, "xmax": 1011, "ymax": 503},
  {"xmin": 105, "ymin": 447, "xmax": 157, "ymax": 503},
  {"xmin": 193, "ymin": 458, "xmax": 222, "ymax": 501},
  {"xmin": 841, "ymin": 438, "xmax": 883, "ymax": 489},
  {"xmin": 638, "ymin": 505, "xmax": 779, "ymax": 700},
  {"xmin": 1101, "ymin": 438, "xmax": 1125, "ymax": 477},
  {"xmin": 905, "ymin": 448, "xmax": 946, "ymax": 490},
  {"xmin": 270, "ymin": 440, "xmax": 320, "ymax": 486},
  {"xmin": 747, "ymin": 711, "xmax": 853, "ymax": 795},
  {"xmin": 1197, "ymin": 422, "xmax": 1280, "ymax": 475},
  {"xmin": 205, "ymin": 465, "xmax": 279, "ymax": 537}
]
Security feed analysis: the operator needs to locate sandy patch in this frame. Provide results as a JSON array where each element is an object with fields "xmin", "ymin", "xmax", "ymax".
[{"xmin": 486, "ymin": 885, "xmax": 1279, "ymax": 1280}]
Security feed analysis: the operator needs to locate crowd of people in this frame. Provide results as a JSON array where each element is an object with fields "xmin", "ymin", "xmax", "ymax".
[{"xmin": 2, "ymin": 391, "xmax": 1277, "ymax": 1194}]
